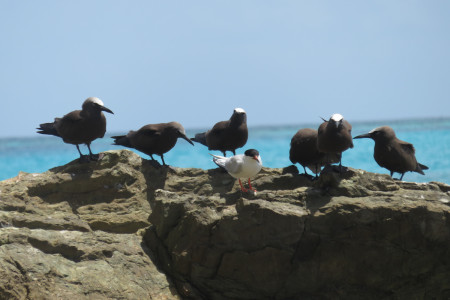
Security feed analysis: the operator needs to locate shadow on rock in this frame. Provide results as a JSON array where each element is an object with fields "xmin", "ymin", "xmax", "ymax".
[{"xmin": 141, "ymin": 158, "xmax": 170, "ymax": 205}]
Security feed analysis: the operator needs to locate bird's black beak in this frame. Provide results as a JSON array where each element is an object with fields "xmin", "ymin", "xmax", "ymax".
[
  {"xmin": 353, "ymin": 133, "xmax": 371, "ymax": 139},
  {"xmin": 101, "ymin": 106, "xmax": 114, "ymax": 114},
  {"xmin": 180, "ymin": 132, "xmax": 194, "ymax": 146}
]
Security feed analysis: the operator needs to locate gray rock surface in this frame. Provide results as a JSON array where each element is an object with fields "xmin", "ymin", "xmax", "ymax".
[{"xmin": 1, "ymin": 150, "xmax": 449, "ymax": 299}]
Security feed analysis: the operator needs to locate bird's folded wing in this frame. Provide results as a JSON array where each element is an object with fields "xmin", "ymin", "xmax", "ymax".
[
  {"xmin": 56, "ymin": 113, "xmax": 82, "ymax": 132},
  {"xmin": 210, "ymin": 120, "xmax": 228, "ymax": 134},
  {"xmin": 61, "ymin": 111, "xmax": 82, "ymax": 123},
  {"xmin": 139, "ymin": 128, "xmax": 160, "ymax": 136},
  {"xmin": 399, "ymin": 141, "xmax": 416, "ymax": 155},
  {"xmin": 225, "ymin": 156, "xmax": 242, "ymax": 174}
]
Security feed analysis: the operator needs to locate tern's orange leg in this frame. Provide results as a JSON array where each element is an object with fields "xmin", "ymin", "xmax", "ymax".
[
  {"xmin": 239, "ymin": 179, "xmax": 248, "ymax": 192},
  {"xmin": 247, "ymin": 178, "xmax": 257, "ymax": 192}
]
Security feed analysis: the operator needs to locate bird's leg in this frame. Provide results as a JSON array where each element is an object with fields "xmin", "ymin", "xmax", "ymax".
[
  {"xmin": 247, "ymin": 178, "xmax": 257, "ymax": 192},
  {"xmin": 399, "ymin": 173, "xmax": 405, "ymax": 181},
  {"xmin": 238, "ymin": 179, "xmax": 248, "ymax": 192},
  {"xmin": 390, "ymin": 171, "xmax": 394, "ymax": 178},
  {"xmin": 303, "ymin": 166, "xmax": 308, "ymax": 175},
  {"xmin": 76, "ymin": 145, "xmax": 89, "ymax": 163},
  {"xmin": 160, "ymin": 155, "xmax": 167, "ymax": 166},
  {"xmin": 222, "ymin": 151, "xmax": 227, "ymax": 157},
  {"xmin": 147, "ymin": 154, "xmax": 162, "ymax": 168},
  {"xmin": 76, "ymin": 144, "xmax": 83, "ymax": 157},
  {"xmin": 86, "ymin": 143, "xmax": 100, "ymax": 161},
  {"xmin": 232, "ymin": 150, "xmax": 236, "ymax": 156}
]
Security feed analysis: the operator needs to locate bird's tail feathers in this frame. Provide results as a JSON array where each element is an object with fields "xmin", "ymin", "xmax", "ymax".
[
  {"xmin": 191, "ymin": 132, "xmax": 207, "ymax": 146},
  {"xmin": 418, "ymin": 163, "xmax": 429, "ymax": 170},
  {"xmin": 210, "ymin": 153, "xmax": 227, "ymax": 168},
  {"xmin": 36, "ymin": 122, "xmax": 59, "ymax": 137},
  {"xmin": 209, "ymin": 153, "xmax": 224, "ymax": 159},
  {"xmin": 112, "ymin": 135, "xmax": 132, "ymax": 148},
  {"xmin": 416, "ymin": 163, "xmax": 429, "ymax": 175}
]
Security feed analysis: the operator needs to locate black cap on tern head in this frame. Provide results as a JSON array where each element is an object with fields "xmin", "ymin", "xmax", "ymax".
[
  {"xmin": 353, "ymin": 125, "xmax": 429, "ymax": 180},
  {"xmin": 36, "ymin": 97, "xmax": 113, "ymax": 163},
  {"xmin": 244, "ymin": 149, "xmax": 259, "ymax": 158}
]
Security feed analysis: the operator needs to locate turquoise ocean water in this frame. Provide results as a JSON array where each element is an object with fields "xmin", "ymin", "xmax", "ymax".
[{"xmin": 1, "ymin": 118, "xmax": 449, "ymax": 184}]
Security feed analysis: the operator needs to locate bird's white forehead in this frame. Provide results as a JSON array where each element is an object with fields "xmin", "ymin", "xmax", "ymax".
[
  {"xmin": 87, "ymin": 97, "xmax": 104, "ymax": 106},
  {"xmin": 234, "ymin": 108, "xmax": 246, "ymax": 113},
  {"xmin": 331, "ymin": 113, "xmax": 343, "ymax": 122},
  {"xmin": 369, "ymin": 126, "xmax": 382, "ymax": 134}
]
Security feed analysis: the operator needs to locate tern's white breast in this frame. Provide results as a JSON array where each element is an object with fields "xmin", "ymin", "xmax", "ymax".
[{"xmin": 226, "ymin": 155, "xmax": 262, "ymax": 179}]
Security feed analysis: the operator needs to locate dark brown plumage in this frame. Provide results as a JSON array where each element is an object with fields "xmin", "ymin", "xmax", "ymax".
[
  {"xmin": 353, "ymin": 126, "xmax": 428, "ymax": 180},
  {"xmin": 191, "ymin": 108, "xmax": 248, "ymax": 156},
  {"xmin": 37, "ymin": 97, "xmax": 113, "ymax": 162},
  {"xmin": 317, "ymin": 114, "xmax": 353, "ymax": 170},
  {"xmin": 112, "ymin": 122, "xmax": 194, "ymax": 166},
  {"xmin": 290, "ymin": 128, "xmax": 340, "ymax": 177}
]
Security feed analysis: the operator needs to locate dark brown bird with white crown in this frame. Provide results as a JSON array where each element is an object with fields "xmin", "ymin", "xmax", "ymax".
[
  {"xmin": 37, "ymin": 97, "xmax": 114, "ymax": 163},
  {"xmin": 191, "ymin": 108, "xmax": 248, "ymax": 157},
  {"xmin": 317, "ymin": 113, "xmax": 353, "ymax": 171},
  {"xmin": 354, "ymin": 126, "xmax": 428, "ymax": 180}
]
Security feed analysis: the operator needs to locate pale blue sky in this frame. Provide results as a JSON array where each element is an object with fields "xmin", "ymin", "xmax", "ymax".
[{"xmin": 1, "ymin": 1, "xmax": 449, "ymax": 137}]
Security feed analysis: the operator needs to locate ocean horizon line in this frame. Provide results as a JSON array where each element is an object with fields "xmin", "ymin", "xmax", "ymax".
[{"xmin": 1, "ymin": 115, "xmax": 450, "ymax": 141}]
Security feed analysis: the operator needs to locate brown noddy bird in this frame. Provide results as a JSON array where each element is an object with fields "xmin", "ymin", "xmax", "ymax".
[
  {"xmin": 289, "ymin": 128, "xmax": 340, "ymax": 177},
  {"xmin": 317, "ymin": 113, "xmax": 353, "ymax": 170},
  {"xmin": 37, "ymin": 97, "xmax": 114, "ymax": 162},
  {"xmin": 353, "ymin": 126, "xmax": 428, "ymax": 180},
  {"xmin": 191, "ymin": 108, "xmax": 248, "ymax": 157},
  {"xmin": 112, "ymin": 122, "xmax": 194, "ymax": 166}
]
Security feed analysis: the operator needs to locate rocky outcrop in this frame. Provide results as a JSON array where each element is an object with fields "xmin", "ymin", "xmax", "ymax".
[
  {"xmin": 0, "ymin": 151, "xmax": 177, "ymax": 300},
  {"xmin": 1, "ymin": 150, "xmax": 450, "ymax": 299}
]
